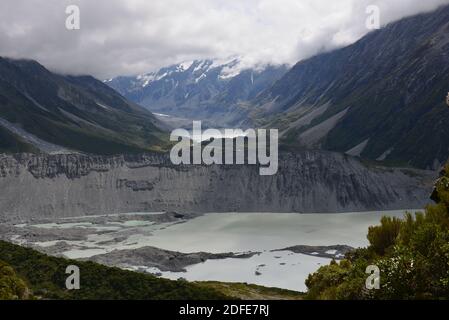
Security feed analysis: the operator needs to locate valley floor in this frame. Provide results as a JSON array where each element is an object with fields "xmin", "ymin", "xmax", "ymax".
[{"xmin": 0, "ymin": 209, "xmax": 420, "ymax": 293}]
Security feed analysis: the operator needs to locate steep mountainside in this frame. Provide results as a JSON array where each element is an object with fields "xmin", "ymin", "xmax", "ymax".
[
  {"xmin": 106, "ymin": 59, "xmax": 287, "ymax": 126},
  {"xmin": 251, "ymin": 5, "xmax": 449, "ymax": 170},
  {"xmin": 0, "ymin": 57, "xmax": 168, "ymax": 155},
  {"xmin": 0, "ymin": 152, "xmax": 435, "ymax": 221}
]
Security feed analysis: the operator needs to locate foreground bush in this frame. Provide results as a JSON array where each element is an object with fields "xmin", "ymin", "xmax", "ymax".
[
  {"xmin": 0, "ymin": 261, "xmax": 29, "ymax": 299},
  {"xmin": 306, "ymin": 165, "xmax": 449, "ymax": 300}
]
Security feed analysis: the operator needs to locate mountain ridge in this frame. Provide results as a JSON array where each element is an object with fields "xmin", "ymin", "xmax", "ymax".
[
  {"xmin": 0, "ymin": 57, "xmax": 169, "ymax": 155},
  {"xmin": 106, "ymin": 59, "xmax": 288, "ymax": 127},
  {"xmin": 248, "ymin": 4, "xmax": 449, "ymax": 169}
]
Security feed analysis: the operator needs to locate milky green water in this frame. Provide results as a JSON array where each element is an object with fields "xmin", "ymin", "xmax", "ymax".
[
  {"xmin": 29, "ymin": 209, "xmax": 421, "ymax": 292},
  {"xmin": 138, "ymin": 210, "xmax": 419, "ymax": 253}
]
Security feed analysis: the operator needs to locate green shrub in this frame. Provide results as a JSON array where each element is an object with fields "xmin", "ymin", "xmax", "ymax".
[
  {"xmin": 0, "ymin": 261, "xmax": 29, "ymax": 300},
  {"xmin": 305, "ymin": 164, "xmax": 449, "ymax": 300},
  {"xmin": 367, "ymin": 216, "xmax": 402, "ymax": 255}
]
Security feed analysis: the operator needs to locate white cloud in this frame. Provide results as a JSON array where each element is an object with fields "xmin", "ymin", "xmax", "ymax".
[{"xmin": 0, "ymin": 0, "xmax": 448, "ymax": 79}]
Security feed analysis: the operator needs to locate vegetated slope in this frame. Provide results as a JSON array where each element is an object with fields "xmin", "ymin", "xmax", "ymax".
[
  {"xmin": 106, "ymin": 59, "xmax": 287, "ymax": 126},
  {"xmin": 199, "ymin": 282, "xmax": 304, "ymax": 300},
  {"xmin": 305, "ymin": 163, "xmax": 449, "ymax": 300},
  {"xmin": 251, "ymin": 4, "xmax": 449, "ymax": 169},
  {"xmin": 0, "ymin": 125, "xmax": 39, "ymax": 154},
  {"xmin": 0, "ymin": 240, "xmax": 228, "ymax": 300},
  {"xmin": 0, "ymin": 240, "xmax": 305, "ymax": 300},
  {"xmin": 0, "ymin": 57, "xmax": 169, "ymax": 155},
  {"xmin": 0, "ymin": 260, "xmax": 30, "ymax": 300}
]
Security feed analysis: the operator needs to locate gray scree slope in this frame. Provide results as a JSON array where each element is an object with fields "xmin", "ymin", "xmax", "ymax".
[{"xmin": 0, "ymin": 152, "xmax": 435, "ymax": 221}]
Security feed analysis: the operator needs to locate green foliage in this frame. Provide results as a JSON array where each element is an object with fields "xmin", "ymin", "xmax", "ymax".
[
  {"xmin": 0, "ymin": 260, "xmax": 29, "ymax": 300},
  {"xmin": 367, "ymin": 216, "xmax": 402, "ymax": 255},
  {"xmin": 305, "ymin": 165, "xmax": 449, "ymax": 300},
  {"xmin": 0, "ymin": 241, "xmax": 228, "ymax": 300}
]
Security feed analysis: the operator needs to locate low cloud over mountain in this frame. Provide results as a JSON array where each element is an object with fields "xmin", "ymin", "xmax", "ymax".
[{"xmin": 1, "ymin": 0, "xmax": 448, "ymax": 79}]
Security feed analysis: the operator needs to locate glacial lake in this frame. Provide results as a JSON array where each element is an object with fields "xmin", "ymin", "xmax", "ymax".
[
  {"xmin": 122, "ymin": 210, "xmax": 417, "ymax": 291},
  {"xmin": 27, "ymin": 209, "xmax": 421, "ymax": 292},
  {"xmin": 136, "ymin": 210, "xmax": 414, "ymax": 253}
]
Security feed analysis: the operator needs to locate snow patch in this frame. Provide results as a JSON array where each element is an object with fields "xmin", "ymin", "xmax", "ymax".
[
  {"xmin": 96, "ymin": 102, "xmax": 110, "ymax": 110},
  {"xmin": 177, "ymin": 61, "xmax": 194, "ymax": 72},
  {"xmin": 193, "ymin": 60, "xmax": 211, "ymax": 72},
  {"xmin": 154, "ymin": 113, "xmax": 170, "ymax": 118},
  {"xmin": 219, "ymin": 67, "xmax": 241, "ymax": 79},
  {"xmin": 218, "ymin": 59, "xmax": 244, "ymax": 79},
  {"xmin": 136, "ymin": 73, "xmax": 156, "ymax": 87},
  {"xmin": 136, "ymin": 71, "xmax": 170, "ymax": 87},
  {"xmin": 195, "ymin": 73, "xmax": 207, "ymax": 83}
]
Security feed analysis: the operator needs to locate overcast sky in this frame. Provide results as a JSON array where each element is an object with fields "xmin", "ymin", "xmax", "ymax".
[{"xmin": 1, "ymin": 0, "xmax": 448, "ymax": 79}]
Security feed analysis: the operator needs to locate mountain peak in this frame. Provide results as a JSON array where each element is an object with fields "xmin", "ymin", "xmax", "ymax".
[{"xmin": 106, "ymin": 58, "xmax": 288, "ymax": 125}]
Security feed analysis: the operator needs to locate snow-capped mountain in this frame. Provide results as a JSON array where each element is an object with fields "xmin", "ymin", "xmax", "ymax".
[{"xmin": 105, "ymin": 59, "xmax": 287, "ymax": 126}]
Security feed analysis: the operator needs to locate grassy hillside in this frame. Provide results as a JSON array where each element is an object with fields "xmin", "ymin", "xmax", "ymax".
[
  {"xmin": 0, "ymin": 240, "xmax": 228, "ymax": 300},
  {"xmin": 199, "ymin": 282, "xmax": 304, "ymax": 300},
  {"xmin": 0, "ymin": 240, "xmax": 306, "ymax": 300}
]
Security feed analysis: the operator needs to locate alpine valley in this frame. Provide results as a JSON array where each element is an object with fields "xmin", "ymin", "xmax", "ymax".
[
  {"xmin": 106, "ymin": 59, "xmax": 288, "ymax": 127},
  {"xmin": 106, "ymin": 5, "xmax": 449, "ymax": 170},
  {"xmin": 1, "ymin": 3, "xmax": 449, "ymax": 301}
]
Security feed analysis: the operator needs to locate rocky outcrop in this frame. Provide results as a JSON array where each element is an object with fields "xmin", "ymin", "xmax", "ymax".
[
  {"xmin": 86, "ymin": 246, "xmax": 256, "ymax": 273},
  {"xmin": 273, "ymin": 245, "xmax": 354, "ymax": 260},
  {"xmin": 0, "ymin": 152, "xmax": 436, "ymax": 221},
  {"xmin": 430, "ymin": 163, "xmax": 449, "ymax": 203}
]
